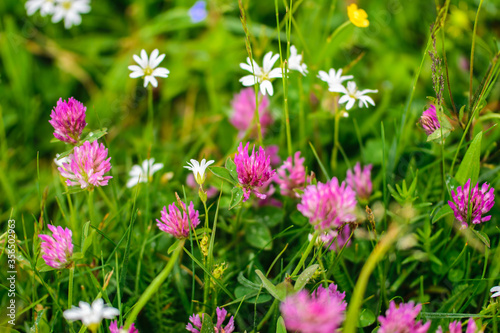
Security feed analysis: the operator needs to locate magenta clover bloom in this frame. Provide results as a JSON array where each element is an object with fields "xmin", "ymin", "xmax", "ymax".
[
  {"xmin": 297, "ymin": 178, "xmax": 357, "ymax": 230},
  {"xmin": 378, "ymin": 301, "xmax": 430, "ymax": 333},
  {"xmin": 38, "ymin": 224, "xmax": 73, "ymax": 269},
  {"xmin": 109, "ymin": 321, "xmax": 139, "ymax": 333},
  {"xmin": 419, "ymin": 104, "xmax": 440, "ymax": 135},
  {"xmin": 58, "ymin": 140, "xmax": 112, "ymax": 189},
  {"xmin": 280, "ymin": 283, "xmax": 347, "ymax": 333},
  {"xmin": 346, "ymin": 162, "xmax": 373, "ymax": 201},
  {"xmin": 157, "ymin": 201, "xmax": 200, "ymax": 239},
  {"xmin": 448, "ymin": 179, "xmax": 495, "ymax": 229},
  {"xmin": 234, "ymin": 142, "xmax": 276, "ymax": 202},
  {"xmin": 437, "ymin": 319, "xmax": 477, "ymax": 333},
  {"xmin": 49, "ymin": 97, "xmax": 87, "ymax": 144},
  {"xmin": 186, "ymin": 307, "xmax": 235, "ymax": 333},
  {"xmin": 319, "ymin": 225, "xmax": 352, "ymax": 252},
  {"xmin": 230, "ymin": 88, "xmax": 272, "ymax": 138},
  {"xmin": 275, "ymin": 151, "xmax": 308, "ymax": 198}
]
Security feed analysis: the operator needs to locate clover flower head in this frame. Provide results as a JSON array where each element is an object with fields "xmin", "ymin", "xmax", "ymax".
[
  {"xmin": 346, "ymin": 162, "xmax": 373, "ymax": 201},
  {"xmin": 25, "ymin": 0, "xmax": 55, "ymax": 16},
  {"xmin": 298, "ymin": 178, "xmax": 357, "ymax": 230},
  {"xmin": 129, "ymin": 49, "xmax": 170, "ymax": 88},
  {"xmin": 230, "ymin": 88, "xmax": 272, "ymax": 138},
  {"xmin": 51, "ymin": 0, "xmax": 91, "ymax": 29},
  {"xmin": 288, "ymin": 45, "xmax": 308, "ymax": 76},
  {"xmin": 347, "ymin": 3, "xmax": 369, "ymax": 28},
  {"xmin": 234, "ymin": 142, "xmax": 276, "ymax": 202},
  {"xmin": 319, "ymin": 225, "xmax": 352, "ymax": 252},
  {"xmin": 186, "ymin": 307, "xmax": 235, "ymax": 333},
  {"xmin": 157, "ymin": 201, "xmax": 200, "ymax": 239},
  {"xmin": 378, "ymin": 301, "xmax": 431, "ymax": 333},
  {"xmin": 58, "ymin": 140, "xmax": 113, "ymax": 189},
  {"xmin": 188, "ymin": 0, "xmax": 207, "ymax": 23},
  {"xmin": 109, "ymin": 321, "xmax": 139, "ymax": 333},
  {"xmin": 127, "ymin": 158, "xmax": 164, "ymax": 188},
  {"xmin": 420, "ymin": 105, "xmax": 441, "ymax": 135},
  {"xmin": 437, "ymin": 319, "xmax": 477, "ymax": 333},
  {"xmin": 447, "ymin": 179, "xmax": 495, "ymax": 228},
  {"xmin": 63, "ymin": 299, "xmax": 119, "ymax": 332},
  {"xmin": 38, "ymin": 224, "xmax": 73, "ymax": 269},
  {"xmin": 280, "ymin": 283, "xmax": 347, "ymax": 333},
  {"xmin": 54, "ymin": 154, "xmax": 71, "ymax": 167},
  {"xmin": 184, "ymin": 159, "xmax": 215, "ymax": 185},
  {"xmin": 49, "ymin": 97, "xmax": 87, "ymax": 144},
  {"xmin": 338, "ymin": 81, "xmax": 378, "ymax": 110},
  {"xmin": 274, "ymin": 151, "xmax": 307, "ymax": 198},
  {"xmin": 239, "ymin": 51, "xmax": 284, "ymax": 96},
  {"xmin": 317, "ymin": 68, "xmax": 353, "ymax": 93}
]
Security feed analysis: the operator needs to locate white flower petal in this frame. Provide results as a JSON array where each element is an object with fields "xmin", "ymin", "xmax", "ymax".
[
  {"xmin": 240, "ymin": 75, "xmax": 258, "ymax": 86},
  {"xmin": 260, "ymin": 80, "xmax": 273, "ymax": 96},
  {"xmin": 152, "ymin": 67, "xmax": 169, "ymax": 77},
  {"xmin": 150, "ymin": 52, "xmax": 165, "ymax": 69}
]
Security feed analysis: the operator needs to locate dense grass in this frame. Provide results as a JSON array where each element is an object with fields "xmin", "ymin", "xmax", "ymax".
[{"xmin": 1, "ymin": 0, "xmax": 500, "ymax": 332}]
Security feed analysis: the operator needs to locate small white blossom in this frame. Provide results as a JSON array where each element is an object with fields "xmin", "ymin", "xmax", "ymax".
[
  {"xmin": 51, "ymin": 0, "xmax": 91, "ymax": 29},
  {"xmin": 184, "ymin": 159, "xmax": 214, "ymax": 185},
  {"xmin": 63, "ymin": 299, "xmax": 119, "ymax": 332},
  {"xmin": 25, "ymin": 0, "xmax": 55, "ymax": 16},
  {"xmin": 288, "ymin": 45, "xmax": 308, "ymax": 76},
  {"xmin": 127, "ymin": 158, "xmax": 164, "ymax": 188},
  {"xmin": 239, "ymin": 51, "xmax": 284, "ymax": 96},
  {"xmin": 54, "ymin": 154, "xmax": 70, "ymax": 167},
  {"xmin": 129, "ymin": 49, "xmax": 170, "ymax": 88},
  {"xmin": 491, "ymin": 286, "xmax": 500, "ymax": 298},
  {"xmin": 317, "ymin": 68, "xmax": 353, "ymax": 93},
  {"xmin": 338, "ymin": 81, "xmax": 378, "ymax": 110}
]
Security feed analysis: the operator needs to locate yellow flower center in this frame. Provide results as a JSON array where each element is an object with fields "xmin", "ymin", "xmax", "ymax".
[
  {"xmin": 62, "ymin": 1, "xmax": 72, "ymax": 10},
  {"xmin": 143, "ymin": 66, "xmax": 153, "ymax": 76},
  {"xmin": 347, "ymin": 4, "xmax": 369, "ymax": 28}
]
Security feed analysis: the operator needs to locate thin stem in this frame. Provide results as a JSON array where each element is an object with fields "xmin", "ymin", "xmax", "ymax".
[
  {"xmin": 291, "ymin": 230, "xmax": 318, "ymax": 277},
  {"xmin": 88, "ymin": 190, "xmax": 95, "ymax": 226},
  {"xmin": 202, "ymin": 200, "xmax": 210, "ymax": 313},
  {"xmin": 147, "ymin": 85, "xmax": 154, "ymax": 142},
  {"xmin": 68, "ymin": 265, "xmax": 75, "ymax": 331},
  {"xmin": 123, "ymin": 240, "xmax": 185, "ymax": 330},
  {"xmin": 298, "ymin": 74, "xmax": 305, "ymax": 152},
  {"xmin": 330, "ymin": 102, "xmax": 340, "ymax": 172}
]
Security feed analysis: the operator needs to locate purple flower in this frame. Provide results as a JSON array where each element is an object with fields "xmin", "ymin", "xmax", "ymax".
[
  {"xmin": 157, "ymin": 201, "xmax": 200, "ymax": 239},
  {"xmin": 230, "ymin": 88, "xmax": 272, "ymax": 138},
  {"xmin": 346, "ymin": 162, "xmax": 373, "ymax": 201},
  {"xmin": 58, "ymin": 140, "xmax": 113, "ymax": 189},
  {"xmin": 275, "ymin": 151, "xmax": 307, "ymax": 198},
  {"xmin": 49, "ymin": 97, "xmax": 87, "ymax": 144},
  {"xmin": 319, "ymin": 225, "xmax": 352, "ymax": 252},
  {"xmin": 297, "ymin": 178, "xmax": 357, "ymax": 230},
  {"xmin": 38, "ymin": 224, "xmax": 73, "ymax": 269},
  {"xmin": 437, "ymin": 319, "xmax": 477, "ymax": 333},
  {"xmin": 378, "ymin": 301, "xmax": 431, "ymax": 333},
  {"xmin": 188, "ymin": 0, "xmax": 207, "ymax": 23},
  {"xmin": 109, "ymin": 321, "xmax": 139, "ymax": 333},
  {"xmin": 234, "ymin": 142, "xmax": 276, "ymax": 201},
  {"xmin": 280, "ymin": 283, "xmax": 347, "ymax": 333},
  {"xmin": 186, "ymin": 307, "xmax": 235, "ymax": 333},
  {"xmin": 419, "ymin": 104, "xmax": 440, "ymax": 135},
  {"xmin": 264, "ymin": 145, "xmax": 281, "ymax": 166},
  {"xmin": 447, "ymin": 179, "xmax": 495, "ymax": 228}
]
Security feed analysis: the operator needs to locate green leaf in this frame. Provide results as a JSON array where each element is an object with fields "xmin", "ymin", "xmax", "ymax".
[
  {"xmin": 82, "ymin": 222, "xmax": 94, "ymax": 255},
  {"xmin": 294, "ymin": 264, "xmax": 319, "ymax": 291},
  {"xmin": 276, "ymin": 316, "xmax": 287, "ymax": 333},
  {"xmin": 79, "ymin": 128, "xmax": 108, "ymax": 144},
  {"xmin": 255, "ymin": 270, "xmax": 285, "ymax": 301},
  {"xmin": 229, "ymin": 187, "xmax": 244, "ymax": 210},
  {"xmin": 237, "ymin": 272, "xmax": 261, "ymax": 289},
  {"xmin": 254, "ymin": 206, "xmax": 284, "ymax": 227},
  {"xmin": 209, "ymin": 166, "xmax": 236, "ymax": 186},
  {"xmin": 470, "ymin": 229, "xmax": 490, "ymax": 248},
  {"xmin": 57, "ymin": 147, "xmax": 75, "ymax": 160},
  {"xmin": 36, "ymin": 257, "xmax": 56, "ymax": 272},
  {"xmin": 62, "ymin": 186, "xmax": 86, "ymax": 195},
  {"xmin": 225, "ymin": 157, "xmax": 238, "ymax": 181},
  {"xmin": 234, "ymin": 286, "xmax": 272, "ymax": 303},
  {"xmin": 245, "ymin": 222, "xmax": 272, "ymax": 250},
  {"xmin": 455, "ymin": 131, "xmax": 482, "ymax": 186},
  {"xmin": 168, "ymin": 240, "xmax": 181, "ymax": 254},
  {"xmin": 200, "ymin": 314, "xmax": 215, "ymax": 333},
  {"xmin": 445, "ymin": 174, "xmax": 461, "ymax": 197},
  {"xmin": 432, "ymin": 205, "xmax": 453, "ymax": 224},
  {"xmin": 358, "ymin": 308, "xmax": 376, "ymax": 327}
]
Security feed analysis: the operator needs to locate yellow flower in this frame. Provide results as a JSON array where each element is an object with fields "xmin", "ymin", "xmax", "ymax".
[{"xmin": 347, "ymin": 3, "xmax": 369, "ymax": 28}]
